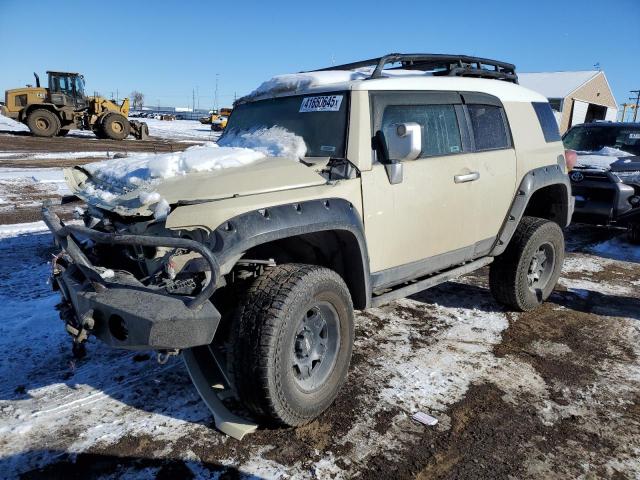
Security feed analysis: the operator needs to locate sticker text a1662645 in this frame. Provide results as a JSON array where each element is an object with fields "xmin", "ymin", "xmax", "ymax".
[{"xmin": 299, "ymin": 95, "xmax": 343, "ymax": 113}]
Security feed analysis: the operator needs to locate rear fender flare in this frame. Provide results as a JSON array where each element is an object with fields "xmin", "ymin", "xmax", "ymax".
[{"xmin": 491, "ymin": 162, "xmax": 572, "ymax": 256}]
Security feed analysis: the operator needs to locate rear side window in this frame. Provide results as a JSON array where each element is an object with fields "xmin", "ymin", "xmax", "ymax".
[
  {"xmin": 532, "ymin": 102, "xmax": 561, "ymax": 142},
  {"xmin": 380, "ymin": 104, "xmax": 462, "ymax": 158},
  {"xmin": 467, "ymin": 105, "xmax": 510, "ymax": 151}
]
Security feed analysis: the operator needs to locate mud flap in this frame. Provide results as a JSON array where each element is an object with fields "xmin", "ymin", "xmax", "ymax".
[
  {"xmin": 182, "ymin": 347, "xmax": 258, "ymax": 440},
  {"xmin": 129, "ymin": 120, "xmax": 149, "ymax": 140}
]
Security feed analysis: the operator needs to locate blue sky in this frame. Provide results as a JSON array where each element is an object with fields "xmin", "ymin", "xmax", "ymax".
[{"xmin": 1, "ymin": 0, "xmax": 638, "ymax": 110}]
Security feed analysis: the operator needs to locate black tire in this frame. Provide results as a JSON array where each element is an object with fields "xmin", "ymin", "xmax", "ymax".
[
  {"xmin": 27, "ymin": 109, "xmax": 60, "ymax": 137},
  {"xmin": 628, "ymin": 222, "xmax": 640, "ymax": 245},
  {"xmin": 101, "ymin": 113, "xmax": 131, "ymax": 140},
  {"xmin": 230, "ymin": 264, "xmax": 354, "ymax": 426},
  {"xmin": 489, "ymin": 216, "xmax": 565, "ymax": 311},
  {"xmin": 57, "ymin": 128, "xmax": 70, "ymax": 137}
]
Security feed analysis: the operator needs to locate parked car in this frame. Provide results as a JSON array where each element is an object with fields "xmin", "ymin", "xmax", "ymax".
[
  {"xmin": 43, "ymin": 53, "xmax": 573, "ymax": 439},
  {"xmin": 563, "ymin": 122, "xmax": 640, "ymax": 242}
]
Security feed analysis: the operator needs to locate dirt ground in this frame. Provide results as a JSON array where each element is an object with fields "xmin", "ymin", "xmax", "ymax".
[{"xmin": 0, "ymin": 134, "xmax": 638, "ymax": 479}]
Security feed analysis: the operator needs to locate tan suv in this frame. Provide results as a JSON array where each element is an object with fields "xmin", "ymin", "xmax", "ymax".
[{"xmin": 43, "ymin": 54, "xmax": 573, "ymax": 438}]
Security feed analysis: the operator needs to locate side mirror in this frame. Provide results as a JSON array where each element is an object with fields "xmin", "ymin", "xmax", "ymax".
[
  {"xmin": 387, "ymin": 123, "xmax": 422, "ymax": 162},
  {"xmin": 373, "ymin": 123, "xmax": 422, "ymax": 185}
]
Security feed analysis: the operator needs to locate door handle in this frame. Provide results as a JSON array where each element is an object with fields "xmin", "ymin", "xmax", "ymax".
[{"xmin": 454, "ymin": 171, "xmax": 480, "ymax": 183}]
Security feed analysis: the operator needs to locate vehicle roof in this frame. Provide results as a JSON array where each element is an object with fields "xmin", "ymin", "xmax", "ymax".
[
  {"xmin": 238, "ymin": 71, "xmax": 547, "ymax": 105},
  {"xmin": 46, "ymin": 71, "xmax": 81, "ymax": 76}
]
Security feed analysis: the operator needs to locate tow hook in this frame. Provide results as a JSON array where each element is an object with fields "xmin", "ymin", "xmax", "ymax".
[
  {"xmin": 57, "ymin": 303, "xmax": 94, "ymax": 359},
  {"xmin": 157, "ymin": 349, "xmax": 180, "ymax": 364}
]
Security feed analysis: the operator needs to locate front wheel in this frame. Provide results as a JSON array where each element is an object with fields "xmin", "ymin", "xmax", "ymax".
[
  {"xmin": 230, "ymin": 264, "xmax": 354, "ymax": 426},
  {"xmin": 101, "ymin": 113, "xmax": 131, "ymax": 140},
  {"xmin": 490, "ymin": 216, "xmax": 565, "ymax": 311}
]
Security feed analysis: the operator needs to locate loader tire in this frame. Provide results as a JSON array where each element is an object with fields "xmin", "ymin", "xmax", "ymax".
[
  {"xmin": 27, "ymin": 109, "xmax": 60, "ymax": 137},
  {"xmin": 230, "ymin": 264, "xmax": 354, "ymax": 426},
  {"xmin": 101, "ymin": 113, "xmax": 130, "ymax": 140},
  {"xmin": 489, "ymin": 216, "xmax": 564, "ymax": 311}
]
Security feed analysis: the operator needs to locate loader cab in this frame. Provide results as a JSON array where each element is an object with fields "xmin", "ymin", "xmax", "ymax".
[{"xmin": 47, "ymin": 71, "xmax": 87, "ymax": 108}]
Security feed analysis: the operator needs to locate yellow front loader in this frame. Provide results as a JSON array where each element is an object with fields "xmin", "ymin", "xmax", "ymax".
[{"xmin": 1, "ymin": 71, "xmax": 148, "ymax": 140}]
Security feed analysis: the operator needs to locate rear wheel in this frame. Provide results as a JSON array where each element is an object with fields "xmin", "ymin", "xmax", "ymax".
[
  {"xmin": 230, "ymin": 264, "xmax": 354, "ymax": 426},
  {"xmin": 628, "ymin": 222, "xmax": 640, "ymax": 244},
  {"xmin": 101, "ymin": 113, "xmax": 130, "ymax": 140},
  {"xmin": 27, "ymin": 109, "xmax": 60, "ymax": 137},
  {"xmin": 490, "ymin": 216, "xmax": 565, "ymax": 311}
]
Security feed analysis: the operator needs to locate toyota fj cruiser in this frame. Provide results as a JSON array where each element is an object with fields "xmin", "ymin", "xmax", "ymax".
[
  {"xmin": 563, "ymin": 122, "xmax": 640, "ymax": 243},
  {"xmin": 43, "ymin": 54, "xmax": 573, "ymax": 439}
]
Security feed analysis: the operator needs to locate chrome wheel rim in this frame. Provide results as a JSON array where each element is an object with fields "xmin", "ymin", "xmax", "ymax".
[
  {"xmin": 291, "ymin": 301, "xmax": 340, "ymax": 392},
  {"xmin": 527, "ymin": 242, "xmax": 555, "ymax": 292}
]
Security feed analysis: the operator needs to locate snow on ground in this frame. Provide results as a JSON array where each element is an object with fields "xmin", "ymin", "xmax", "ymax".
[
  {"xmin": 0, "ymin": 168, "xmax": 69, "ymax": 212},
  {"xmin": 135, "ymin": 118, "xmax": 221, "ymax": 142},
  {"xmin": 0, "ymin": 225, "xmax": 639, "ymax": 478},
  {"xmin": 0, "ymin": 114, "xmax": 28, "ymax": 133},
  {"xmin": 0, "ymin": 227, "xmax": 510, "ymax": 478}
]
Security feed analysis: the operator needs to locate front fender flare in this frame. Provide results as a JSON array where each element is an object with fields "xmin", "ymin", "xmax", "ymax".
[{"xmin": 210, "ymin": 198, "xmax": 371, "ymax": 308}]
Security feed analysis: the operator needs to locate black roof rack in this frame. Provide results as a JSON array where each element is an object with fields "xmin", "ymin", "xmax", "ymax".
[{"xmin": 309, "ymin": 53, "xmax": 518, "ymax": 84}]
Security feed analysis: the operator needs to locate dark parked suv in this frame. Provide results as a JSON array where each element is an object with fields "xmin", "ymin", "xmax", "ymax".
[{"xmin": 564, "ymin": 122, "xmax": 640, "ymax": 242}]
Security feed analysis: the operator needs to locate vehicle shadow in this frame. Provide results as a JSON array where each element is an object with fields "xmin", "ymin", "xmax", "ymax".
[
  {"xmin": 407, "ymin": 279, "xmax": 505, "ymax": 314},
  {"xmin": 3, "ymin": 450, "xmax": 253, "ymax": 480},
  {"xmin": 551, "ymin": 288, "xmax": 640, "ymax": 321}
]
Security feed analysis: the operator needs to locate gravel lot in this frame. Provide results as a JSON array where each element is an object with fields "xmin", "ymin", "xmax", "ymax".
[{"xmin": 0, "ymin": 128, "xmax": 638, "ymax": 479}]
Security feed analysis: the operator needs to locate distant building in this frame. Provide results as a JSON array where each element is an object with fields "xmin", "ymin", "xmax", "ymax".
[{"xmin": 519, "ymin": 71, "xmax": 617, "ymax": 133}]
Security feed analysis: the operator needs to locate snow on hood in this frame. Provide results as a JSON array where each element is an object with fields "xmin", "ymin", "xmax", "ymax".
[
  {"xmin": 576, "ymin": 146, "xmax": 635, "ymax": 169},
  {"xmin": 73, "ymin": 126, "xmax": 308, "ymax": 219}
]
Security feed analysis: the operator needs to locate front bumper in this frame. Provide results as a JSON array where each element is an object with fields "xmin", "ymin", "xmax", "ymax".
[
  {"xmin": 571, "ymin": 170, "xmax": 637, "ymax": 225},
  {"xmin": 43, "ymin": 204, "xmax": 221, "ymax": 351}
]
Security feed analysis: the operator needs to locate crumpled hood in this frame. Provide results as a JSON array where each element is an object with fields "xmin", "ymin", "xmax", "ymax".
[{"xmin": 65, "ymin": 157, "xmax": 327, "ymax": 217}]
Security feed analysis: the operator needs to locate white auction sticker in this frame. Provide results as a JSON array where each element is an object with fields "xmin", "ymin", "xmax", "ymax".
[{"xmin": 299, "ymin": 95, "xmax": 343, "ymax": 112}]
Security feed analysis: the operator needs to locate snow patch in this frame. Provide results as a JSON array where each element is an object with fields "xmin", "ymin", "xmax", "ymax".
[
  {"xmin": 219, "ymin": 126, "xmax": 307, "ymax": 159},
  {"xmin": 0, "ymin": 114, "xmax": 29, "ymax": 132},
  {"xmin": 576, "ymin": 147, "xmax": 635, "ymax": 169}
]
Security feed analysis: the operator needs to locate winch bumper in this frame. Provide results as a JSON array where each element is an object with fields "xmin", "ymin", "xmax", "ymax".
[{"xmin": 42, "ymin": 203, "xmax": 221, "ymax": 351}]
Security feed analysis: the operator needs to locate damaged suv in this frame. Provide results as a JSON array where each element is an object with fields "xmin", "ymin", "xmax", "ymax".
[{"xmin": 43, "ymin": 54, "xmax": 573, "ymax": 439}]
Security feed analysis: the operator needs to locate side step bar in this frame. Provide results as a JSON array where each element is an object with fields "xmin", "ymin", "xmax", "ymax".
[{"xmin": 371, "ymin": 257, "xmax": 493, "ymax": 307}]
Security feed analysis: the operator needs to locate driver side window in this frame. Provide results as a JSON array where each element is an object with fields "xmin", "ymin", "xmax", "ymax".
[{"xmin": 380, "ymin": 104, "xmax": 462, "ymax": 158}]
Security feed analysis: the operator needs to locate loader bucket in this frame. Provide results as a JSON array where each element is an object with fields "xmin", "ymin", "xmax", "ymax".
[{"xmin": 129, "ymin": 120, "xmax": 149, "ymax": 140}]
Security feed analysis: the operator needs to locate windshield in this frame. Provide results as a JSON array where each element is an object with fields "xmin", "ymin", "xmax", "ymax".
[
  {"xmin": 223, "ymin": 92, "xmax": 349, "ymax": 157},
  {"xmin": 563, "ymin": 125, "xmax": 640, "ymax": 156}
]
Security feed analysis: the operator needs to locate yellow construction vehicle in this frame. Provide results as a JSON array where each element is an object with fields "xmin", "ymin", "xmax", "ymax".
[
  {"xmin": 199, "ymin": 107, "xmax": 232, "ymax": 131},
  {"xmin": 1, "ymin": 71, "xmax": 148, "ymax": 140}
]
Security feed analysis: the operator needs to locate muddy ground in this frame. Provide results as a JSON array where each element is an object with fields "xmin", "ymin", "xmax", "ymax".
[{"xmin": 0, "ymin": 134, "xmax": 638, "ymax": 479}]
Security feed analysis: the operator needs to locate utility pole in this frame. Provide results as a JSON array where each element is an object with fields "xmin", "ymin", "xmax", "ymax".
[
  {"xmin": 630, "ymin": 90, "xmax": 640, "ymax": 122},
  {"xmin": 214, "ymin": 73, "xmax": 219, "ymax": 111},
  {"xmin": 116, "ymin": 89, "xmax": 119, "ymax": 103},
  {"xmin": 192, "ymin": 88, "xmax": 195, "ymax": 112}
]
